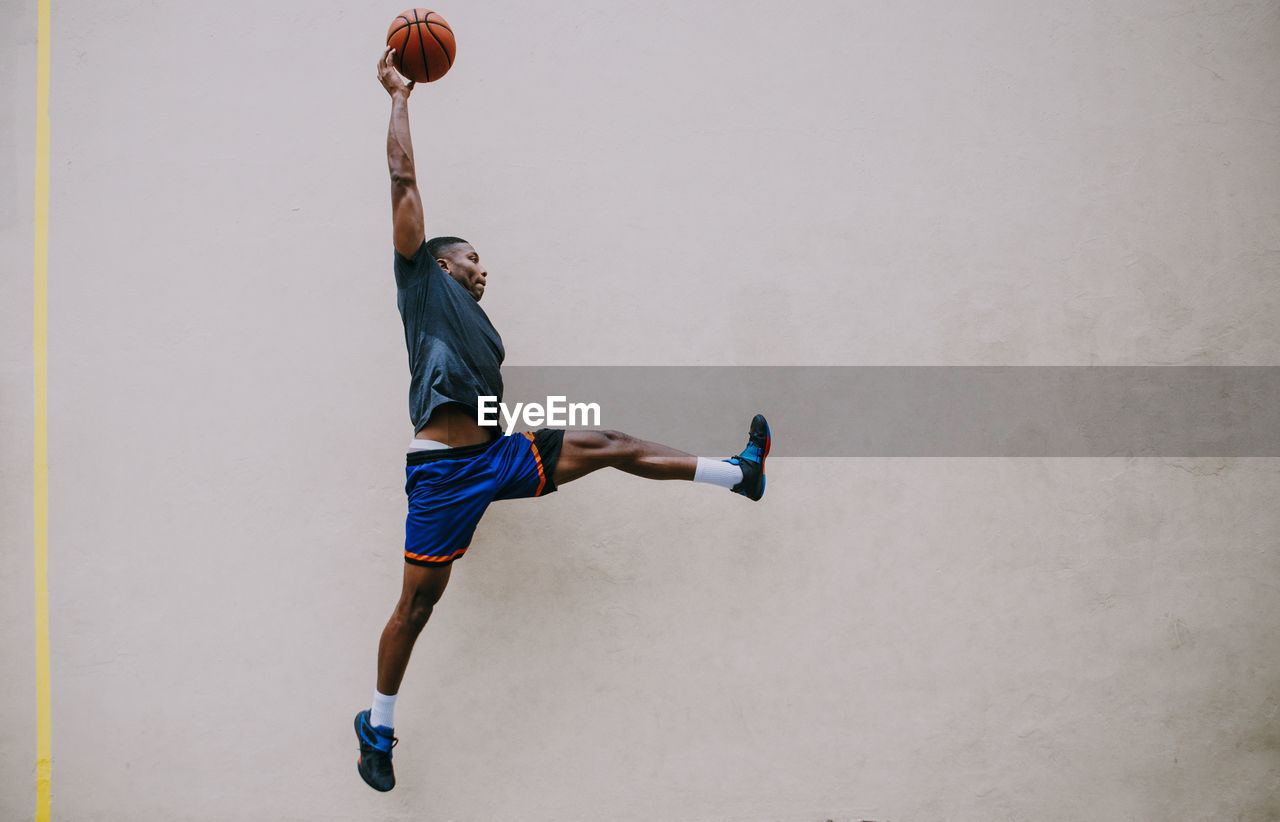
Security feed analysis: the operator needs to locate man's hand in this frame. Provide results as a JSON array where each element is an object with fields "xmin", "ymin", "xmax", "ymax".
[{"xmin": 379, "ymin": 46, "xmax": 415, "ymax": 97}]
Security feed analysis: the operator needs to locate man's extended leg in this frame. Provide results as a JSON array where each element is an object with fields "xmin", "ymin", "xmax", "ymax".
[
  {"xmin": 553, "ymin": 415, "xmax": 770, "ymax": 499},
  {"xmin": 554, "ymin": 430, "xmax": 696, "ymax": 483},
  {"xmin": 356, "ymin": 563, "xmax": 452, "ymax": 792}
]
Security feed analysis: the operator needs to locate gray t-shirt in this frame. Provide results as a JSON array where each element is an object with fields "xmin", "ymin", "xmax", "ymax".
[{"xmin": 395, "ymin": 242, "xmax": 505, "ymax": 433}]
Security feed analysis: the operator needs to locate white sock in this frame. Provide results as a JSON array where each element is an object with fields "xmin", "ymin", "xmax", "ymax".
[
  {"xmin": 370, "ymin": 690, "xmax": 397, "ymax": 729},
  {"xmin": 694, "ymin": 457, "xmax": 742, "ymax": 489}
]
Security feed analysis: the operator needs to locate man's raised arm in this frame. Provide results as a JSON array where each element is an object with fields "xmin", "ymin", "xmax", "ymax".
[{"xmin": 379, "ymin": 46, "xmax": 425, "ymax": 259}]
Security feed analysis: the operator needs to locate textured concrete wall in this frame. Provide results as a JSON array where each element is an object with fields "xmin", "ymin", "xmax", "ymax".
[{"xmin": 3, "ymin": 1, "xmax": 1278, "ymax": 820}]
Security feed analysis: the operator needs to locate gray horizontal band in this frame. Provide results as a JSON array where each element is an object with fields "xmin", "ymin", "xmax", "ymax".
[{"xmin": 500, "ymin": 366, "xmax": 1280, "ymax": 457}]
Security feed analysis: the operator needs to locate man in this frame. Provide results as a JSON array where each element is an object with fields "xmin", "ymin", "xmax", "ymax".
[{"xmin": 355, "ymin": 47, "xmax": 771, "ymax": 792}]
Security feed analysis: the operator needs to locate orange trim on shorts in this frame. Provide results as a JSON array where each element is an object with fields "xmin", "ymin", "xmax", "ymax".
[
  {"xmin": 404, "ymin": 544, "xmax": 469, "ymax": 563},
  {"xmin": 522, "ymin": 432, "xmax": 547, "ymax": 496}
]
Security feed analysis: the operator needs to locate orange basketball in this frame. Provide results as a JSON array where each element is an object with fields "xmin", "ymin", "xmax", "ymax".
[{"xmin": 386, "ymin": 9, "xmax": 455, "ymax": 83}]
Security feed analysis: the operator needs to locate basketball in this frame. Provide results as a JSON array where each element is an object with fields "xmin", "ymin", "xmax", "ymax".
[{"xmin": 386, "ymin": 9, "xmax": 456, "ymax": 83}]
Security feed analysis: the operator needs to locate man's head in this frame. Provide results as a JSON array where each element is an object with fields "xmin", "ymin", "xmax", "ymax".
[{"xmin": 428, "ymin": 236, "xmax": 487, "ymax": 301}]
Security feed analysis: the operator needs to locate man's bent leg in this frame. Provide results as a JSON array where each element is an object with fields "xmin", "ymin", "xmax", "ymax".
[
  {"xmin": 377, "ymin": 562, "xmax": 452, "ymax": 694},
  {"xmin": 356, "ymin": 562, "xmax": 452, "ymax": 792}
]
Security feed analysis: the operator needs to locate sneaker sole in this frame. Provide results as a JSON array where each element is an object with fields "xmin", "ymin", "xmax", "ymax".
[{"xmin": 749, "ymin": 415, "xmax": 770, "ymax": 501}]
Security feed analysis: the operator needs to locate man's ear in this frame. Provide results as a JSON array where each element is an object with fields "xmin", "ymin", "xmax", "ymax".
[{"xmin": 435, "ymin": 257, "xmax": 450, "ymax": 272}]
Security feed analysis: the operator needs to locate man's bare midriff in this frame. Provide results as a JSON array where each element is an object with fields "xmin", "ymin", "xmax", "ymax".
[{"xmin": 415, "ymin": 403, "xmax": 494, "ymax": 447}]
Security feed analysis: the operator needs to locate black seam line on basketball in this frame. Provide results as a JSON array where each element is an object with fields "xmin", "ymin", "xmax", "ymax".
[
  {"xmin": 426, "ymin": 20, "xmax": 455, "ymax": 45},
  {"xmin": 410, "ymin": 7, "xmax": 430, "ymax": 79},
  {"xmin": 389, "ymin": 17, "xmax": 448, "ymax": 40},
  {"xmin": 392, "ymin": 7, "xmax": 419, "ymax": 61},
  {"xmin": 424, "ymin": 22, "xmax": 452, "ymax": 68},
  {"xmin": 388, "ymin": 20, "xmax": 449, "ymax": 45},
  {"xmin": 414, "ymin": 17, "xmax": 433, "ymax": 81},
  {"xmin": 425, "ymin": 14, "xmax": 452, "ymax": 33}
]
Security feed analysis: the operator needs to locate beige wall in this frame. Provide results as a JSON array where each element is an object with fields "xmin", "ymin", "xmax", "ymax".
[{"xmin": 3, "ymin": 0, "xmax": 1278, "ymax": 820}]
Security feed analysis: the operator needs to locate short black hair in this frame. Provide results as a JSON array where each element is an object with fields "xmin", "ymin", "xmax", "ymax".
[{"xmin": 426, "ymin": 236, "xmax": 469, "ymax": 260}]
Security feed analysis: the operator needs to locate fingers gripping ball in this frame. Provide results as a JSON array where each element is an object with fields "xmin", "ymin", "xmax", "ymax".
[{"xmin": 387, "ymin": 9, "xmax": 456, "ymax": 83}]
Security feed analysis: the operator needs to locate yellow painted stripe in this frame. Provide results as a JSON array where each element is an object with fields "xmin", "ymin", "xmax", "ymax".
[{"xmin": 33, "ymin": 0, "xmax": 52, "ymax": 818}]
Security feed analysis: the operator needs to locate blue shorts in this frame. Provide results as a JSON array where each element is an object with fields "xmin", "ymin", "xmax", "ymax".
[{"xmin": 403, "ymin": 430, "xmax": 564, "ymax": 566}]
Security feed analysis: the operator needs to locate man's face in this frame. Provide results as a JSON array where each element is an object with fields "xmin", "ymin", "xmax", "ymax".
[{"xmin": 436, "ymin": 243, "xmax": 487, "ymax": 301}]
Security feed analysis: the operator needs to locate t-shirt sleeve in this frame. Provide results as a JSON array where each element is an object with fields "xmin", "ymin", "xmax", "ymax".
[{"xmin": 394, "ymin": 241, "xmax": 445, "ymax": 291}]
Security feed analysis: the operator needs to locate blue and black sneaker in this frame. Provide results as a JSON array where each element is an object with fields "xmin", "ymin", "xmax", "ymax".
[
  {"xmin": 354, "ymin": 710, "xmax": 398, "ymax": 792},
  {"xmin": 728, "ymin": 414, "xmax": 770, "ymax": 501}
]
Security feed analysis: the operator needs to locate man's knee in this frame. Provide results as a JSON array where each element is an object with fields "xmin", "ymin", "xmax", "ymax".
[
  {"xmin": 396, "ymin": 572, "xmax": 448, "ymax": 631},
  {"xmin": 397, "ymin": 594, "xmax": 436, "ymax": 632}
]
